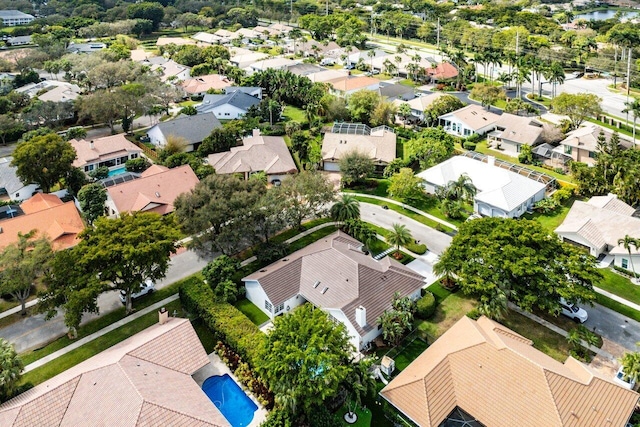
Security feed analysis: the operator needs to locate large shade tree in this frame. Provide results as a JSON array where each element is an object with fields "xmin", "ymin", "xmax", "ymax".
[
  {"xmin": 434, "ymin": 218, "xmax": 601, "ymax": 316},
  {"xmin": 77, "ymin": 212, "xmax": 181, "ymax": 314},
  {"xmin": 257, "ymin": 304, "xmax": 354, "ymax": 417},
  {"xmin": 0, "ymin": 339, "xmax": 23, "ymax": 403},
  {"xmin": 279, "ymin": 171, "xmax": 336, "ymax": 230},
  {"xmin": 550, "ymin": 92, "xmax": 602, "ymax": 130}
]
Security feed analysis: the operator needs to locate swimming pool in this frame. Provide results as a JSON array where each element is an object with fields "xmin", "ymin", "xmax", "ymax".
[
  {"xmin": 202, "ymin": 374, "xmax": 257, "ymax": 427},
  {"xmin": 107, "ymin": 166, "xmax": 126, "ymax": 177}
]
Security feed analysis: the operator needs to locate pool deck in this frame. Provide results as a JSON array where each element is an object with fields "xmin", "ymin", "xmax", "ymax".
[{"xmin": 192, "ymin": 353, "xmax": 268, "ymax": 427}]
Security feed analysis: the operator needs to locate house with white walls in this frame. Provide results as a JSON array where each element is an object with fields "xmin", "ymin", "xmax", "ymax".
[
  {"xmin": 0, "ymin": 157, "xmax": 38, "ymax": 201},
  {"xmin": 438, "ymin": 104, "xmax": 501, "ymax": 137},
  {"xmin": 242, "ymin": 231, "xmax": 425, "ymax": 350}
]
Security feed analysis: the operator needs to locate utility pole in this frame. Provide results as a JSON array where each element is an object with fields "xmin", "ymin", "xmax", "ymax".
[
  {"xmin": 326, "ymin": 0, "xmax": 329, "ymax": 16},
  {"xmin": 626, "ymin": 47, "xmax": 632, "ymax": 126},
  {"xmin": 516, "ymin": 31, "xmax": 520, "ymax": 99},
  {"xmin": 436, "ymin": 18, "xmax": 440, "ymax": 56}
]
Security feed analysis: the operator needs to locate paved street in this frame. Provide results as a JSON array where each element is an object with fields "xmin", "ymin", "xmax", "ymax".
[
  {"xmin": 584, "ymin": 302, "xmax": 640, "ymax": 352},
  {"xmin": 0, "ymin": 248, "xmax": 213, "ymax": 353}
]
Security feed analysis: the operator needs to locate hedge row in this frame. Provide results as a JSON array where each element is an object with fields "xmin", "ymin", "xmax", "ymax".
[{"xmin": 180, "ymin": 278, "xmax": 266, "ymax": 366}]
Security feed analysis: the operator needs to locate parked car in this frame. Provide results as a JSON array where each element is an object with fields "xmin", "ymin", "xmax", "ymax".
[
  {"xmin": 320, "ymin": 58, "xmax": 335, "ymax": 66},
  {"xmin": 559, "ymin": 297, "xmax": 588, "ymax": 323},
  {"xmin": 119, "ymin": 279, "xmax": 155, "ymax": 304},
  {"xmin": 614, "ymin": 366, "xmax": 636, "ymax": 390}
]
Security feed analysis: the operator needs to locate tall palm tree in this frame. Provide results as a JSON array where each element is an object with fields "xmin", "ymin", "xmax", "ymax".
[
  {"xmin": 478, "ymin": 290, "xmax": 508, "ymax": 321},
  {"xmin": 620, "ymin": 350, "xmax": 640, "ymax": 384},
  {"xmin": 447, "ymin": 174, "xmax": 477, "ymax": 203},
  {"xmin": 367, "ymin": 49, "xmax": 376, "ymax": 72},
  {"xmin": 387, "ymin": 223, "xmax": 413, "ymax": 256},
  {"xmin": 330, "ymin": 194, "xmax": 360, "ymax": 223},
  {"xmin": 623, "ymin": 98, "xmax": 640, "ymax": 147},
  {"xmin": 345, "ymin": 359, "xmax": 376, "ymax": 418},
  {"xmin": 543, "ymin": 61, "xmax": 565, "ymax": 98},
  {"xmin": 618, "ymin": 235, "xmax": 639, "ymax": 280}
]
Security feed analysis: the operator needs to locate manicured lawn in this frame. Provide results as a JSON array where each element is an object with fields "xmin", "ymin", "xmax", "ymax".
[
  {"xmin": 282, "ymin": 105, "xmax": 306, "ymax": 123},
  {"xmin": 416, "ymin": 284, "xmax": 477, "ymax": 338},
  {"xmin": 362, "ymin": 382, "xmax": 394, "ymax": 427},
  {"xmin": 346, "ymin": 178, "xmax": 390, "ymax": 198},
  {"xmin": 596, "ymin": 293, "xmax": 640, "ymax": 323},
  {"xmin": 522, "ymin": 197, "xmax": 576, "ymax": 231},
  {"xmin": 20, "ymin": 299, "xmax": 185, "ymax": 387},
  {"xmin": 339, "ymin": 405, "xmax": 372, "ymax": 426},
  {"xmin": 179, "ymin": 100, "xmax": 198, "ymax": 107},
  {"xmin": 393, "ymin": 338, "xmax": 429, "ymax": 371},
  {"xmin": 597, "ymin": 269, "xmax": 640, "ymax": 306},
  {"xmin": 398, "ymin": 79, "xmax": 420, "ymax": 87},
  {"xmin": 192, "ymin": 317, "xmax": 217, "ymax": 353},
  {"xmin": 499, "ymin": 309, "xmax": 571, "ymax": 362},
  {"xmin": 235, "ymin": 299, "xmax": 269, "ymax": 325}
]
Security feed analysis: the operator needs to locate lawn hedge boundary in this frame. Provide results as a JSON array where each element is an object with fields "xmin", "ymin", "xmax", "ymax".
[{"xmin": 180, "ymin": 277, "xmax": 265, "ymax": 366}]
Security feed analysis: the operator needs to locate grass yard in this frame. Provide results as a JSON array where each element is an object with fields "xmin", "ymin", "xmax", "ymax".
[
  {"xmin": 179, "ymin": 100, "xmax": 198, "ymax": 107},
  {"xmin": 234, "ymin": 299, "xmax": 269, "ymax": 325},
  {"xmin": 282, "ymin": 105, "xmax": 307, "ymax": 123},
  {"xmin": 346, "ymin": 178, "xmax": 391, "ymax": 198},
  {"xmin": 416, "ymin": 283, "xmax": 477, "ymax": 338},
  {"xmin": 522, "ymin": 197, "xmax": 576, "ymax": 231},
  {"xmin": 499, "ymin": 309, "xmax": 571, "ymax": 362},
  {"xmin": 339, "ymin": 405, "xmax": 372, "ymax": 427},
  {"xmin": 393, "ymin": 338, "xmax": 429, "ymax": 371},
  {"xmin": 192, "ymin": 317, "xmax": 217, "ymax": 353},
  {"xmin": 597, "ymin": 269, "xmax": 640, "ymax": 306},
  {"xmin": 20, "ymin": 299, "xmax": 185, "ymax": 387},
  {"xmin": 596, "ymin": 293, "xmax": 640, "ymax": 323},
  {"xmin": 362, "ymin": 382, "xmax": 394, "ymax": 427}
]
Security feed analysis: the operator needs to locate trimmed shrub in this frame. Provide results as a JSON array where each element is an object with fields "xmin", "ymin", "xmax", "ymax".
[
  {"xmin": 405, "ymin": 242, "xmax": 427, "ymax": 255},
  {"xmin": 415, "ymin": 291, "xmax": 436, "ymax": 319},
  {"xmin": 179, "ymin": 278, "xmax": 266, "ymax": 366},
  {"xmin": 463, "ymin": 140, "xmax": 477, "ymax": 151},
  {"xmin": 552, "ymin": 187, "xmax": 574, "ymax": 203}
]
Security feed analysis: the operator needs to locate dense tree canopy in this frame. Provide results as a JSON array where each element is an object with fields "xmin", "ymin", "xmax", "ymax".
[
  {"xmin": 405, "ymin": 127, "xmax": 456, "ymax": 169},
  {"xmin": 434, "ymin": 218, "xmax": 601, "ymax": 316},
  {"xmin": 0, "ymin": 339, "xmax": 23, "ymax": 403},
  {"xmin": 550, "ymin": 93, "xmax": 602, "ymax": 130}
]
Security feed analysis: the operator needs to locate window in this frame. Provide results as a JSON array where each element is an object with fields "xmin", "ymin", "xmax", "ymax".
[
  {"xmin": 622, "ymin": 258, "xmax": 629, "ymax": 269},
  {"xmin": 564, "ymin": 145, "xmax": 572, "ymax": 154},
  {"xmin": 463, "ymin": 129, "xmax": 471, "ymax": 136},
  {"xmin": 264, "ymin": 300, "xmax": 273, "ymax": 312},
  {"xmin": 516, "ymin": 145, "xmax": 521, "ymax": 153},
  {"xmin": 274, "ymin": 302, "xmax": 284, "ymax": 313},
  {"xmin": 588, "ymin": 151, "xmax": 596, "ymax": 158}
]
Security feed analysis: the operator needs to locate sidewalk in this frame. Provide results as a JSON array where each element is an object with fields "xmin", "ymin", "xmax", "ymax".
[{"xmin": 0, "ymin": 299, "xmax": 39, "ymax": 320}]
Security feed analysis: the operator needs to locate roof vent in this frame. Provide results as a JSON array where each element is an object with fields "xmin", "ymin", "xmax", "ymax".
[
  {"xmin": 155, "ymin": 192, "xmax": 160, "ymax": 197},
  {"xmin": 321, "ymin": 286, "xmax": 328, "ymax": 294},
  {"xmin": 282, "ymin": 258, "xmax": 289, "ymax": 262},
  {"xmin": 313, "ymin": 280, "xmax": 321, "ymax": 288},
  {"xmin": 259, "ymin": 269, "xmax": 266, "ymax": 272}
]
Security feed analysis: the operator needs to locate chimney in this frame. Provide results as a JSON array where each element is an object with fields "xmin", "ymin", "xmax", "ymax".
[
  {"xmin": 355, "ymin": 306, "xmax": 366, "ymax": 328},
  {"xmin": 89, "ymin": 140, "xmax": 94, "ymax": 150},
  {"xmin": 487, "ymin": 155, "xmax": 495, "ymax": 166},
  {"xmin": 252, "ymin": 128, "xmax": 261, "ymax": 138},
  {"xmin": 158, "ymin": 307, "xmax": 168, "ymax": 324}
]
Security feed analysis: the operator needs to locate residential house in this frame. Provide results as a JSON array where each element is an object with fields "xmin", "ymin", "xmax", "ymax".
[
  {"xmin": 235, "ymin": 27, "xmax": 261, "ymax": 40},
  {"xmin": 0, "ymin": 317, "xmax": 231, "ymax": 427},
  {"xmin": 246, "ymin": 58, "xmax": 298, "ymax": 74},
  {"xmin": 393, "ymin": 92, "xmax": 447, "ymax": 122},
  {"xmin": 70, "ymin": 134, "xmax": 142, "ymax": 175},
  {"xmin": 370, "ymin": 52, "xmax": 436, "ymax": 77},
  {"xmin": 0, "ymin": 10, "xmax": 34, "ymax": 26},
  {"xmin": 438, "ymin": 104, "xmax": 501, "ymax": 137},
  {"xmin": 269, "ymin": 22, "xmax": 293, "ymax": 34},
  {"xmin": 321, "ymin": 123, "xmax": 396, "ymax": 172},
  {"xmin": 285, "ymin": 63, "xmax": 325, "ymax": 77},
  {"xmin": 144, "ymin": 57, "xmax": 191, "ymax": 83},
  {"xmin": 326, "ymin": 76, "xmax": 381, "ymax": 96},
  {"xmin": 229, "ymin": 51, "xmax": 270, "ymax": 69},
  {"xmin": 377, "ymin": 82, "xmax": 415, "ymax": 102},
  {"xmin": 306, "ymin": 69, "xmax": 350, "ymax": 83},
  {"xmin": 555, "ymin": 194, "xmax": 640, "ymax": 270},
  {"xmin": 243, "ymin": 231, "xmax": 425, "ymax": 350},
  {"xmin": 417, "ymin": 155, "xmax": 547, "ymax": 218},
  {"xmin": 155, "ymin": 36, "xmax": 195, "ymax": 47},
  {"xmin": 0, "ymin": 193, "xmax": 84, "ymax": 250},
  {"xmin": 424, "ymin": 62, "xmax": 458, "ymax": 83},
  {"xmin": 253, "ymin": 25, "xmax": 280, "ymax": 38},
  {"xmin": 226, "ymin": 86, "xmax": 263, "ymax": 99},
  {"xmin": 66, "ymin": 42, "xmax": 106, "ymax": 54},
  {"xmin": 554, "ymin": 123, "xmax": 631, "ymax": 166},
  {"xmin": 214, "ymin": 29, "xmax": 236, "ymax": 39},
  {"xmin": 288, "ymin": 40, "xmax": 340, "ymax": 57},
  {"xmin": 147, "ymin": 113, "xmax": 221, "ymax": 152},
  {"xmin": 105, "ymin": 165, "xmax": 199, "ymax": 217},
  {"xmin": 6, "ymin": 35, "xmax": 31, "ymax": 46},
  {"xmin": 381, "ymin": 315, "xmax": 639, "ymax": 427},
  {"xmin": 207, "ymin": 129, "xmax": 297, "ymax": 183},
  {"xmin": 37, "ymin": 83, "xmax": 81, "ymax": 103},
  {"xmin": 345, "ymin": 49, "xmax": 388, "ymax": 68},
  {"xmin": 487, "ymin": 113, "xmax": 545, "ymax": 154},
  {"xmin": 192, "ymin": 31, "xmax": 225, "ymax": 45},
  {"xmin": 16, "ymin": 80, "xmax": 76, "ymax": 98},
  {"xmin": 180, "ymin": 74, "xmax": 233, "ymax": 97},
  {"xmin": 0, "ymin": 157, "xmax": 38, "ymax": 201},
  {"xmin": 196, "ymin": 90, "xmax": 261, "ymax": 119}
]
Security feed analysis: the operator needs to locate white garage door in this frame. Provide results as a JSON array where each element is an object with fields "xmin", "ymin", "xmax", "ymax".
[
  {"xmin": 478, "ymin": 204, "xmax": 491, "ymax": 216},
  {"xmin": 324, "ymin": 161, "xmax": 340, "ymax": 172}
]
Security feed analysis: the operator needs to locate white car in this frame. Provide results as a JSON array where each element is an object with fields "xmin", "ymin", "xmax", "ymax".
[
  {"xmin": 614, "ymin": 366, "xmax": 636, "ymax": 390},
  {"xmin": 119, "ymin": 279, "xmax": 155, "ymax": 304},
  {"xmin": 559, "ymin": 298, "xmax": 588, "ymax": 323}
]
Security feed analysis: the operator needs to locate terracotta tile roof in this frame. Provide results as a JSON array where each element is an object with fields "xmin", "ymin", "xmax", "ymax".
[
  {"xmin": 106, "ymin": 164, "xmax": 199, "ymax": 215},
  {"xmin": 181, "ymin": 74, "xmax": 233, "ymax": 94},
  {"xmin": 0, "ymin": 318, "xmax": 229, "ymax": 427},
  {"xmin": 322, "ymin": 127, "xmax": 396, "ymax": 165},
  {"xmin": 0, "ymin": 197, "xmax": 83, "ymax": 250},
  {"xmin": 207, "ymin": 130, "xmax": 297, "ymax": 176},
  {"xmin": 381, "ymin": 316, "xmax": 639, "ymax": 427},
  {"xmin": 425, "ymin": 62, "xmax": 458, "ymax": 80},
  {"xmin": 326, "ymin": 76, "xmax": 380, "ymax": 92},
  {"xmin": 70, "ymin": 134, "xmax": 141, "ymax": 168},
  {"xmin": 243, "ymin": 231, "xmax": 425, "ymax": 336},
  {"xmin": 440, "ymin": 104, "xmax": 501, "ymax": 131}
]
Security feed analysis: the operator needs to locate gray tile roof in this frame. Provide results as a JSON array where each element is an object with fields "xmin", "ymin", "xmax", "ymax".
[
  {"xmin": 152, "ymin": 113, "xmax": 221, "ymax": 144},
  {"xmin": 243, "ymin": 231, "xmax": 425, "ymax": 337},
  {"xmin": 0, "ymin": 157, "xmax": 26, "ymax": 195},
  {"xmin": 197, "ymin": 91, "xmax": 260, "ymax": 114}
]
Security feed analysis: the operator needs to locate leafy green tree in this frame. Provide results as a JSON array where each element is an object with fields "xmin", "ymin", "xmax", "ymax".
[
  {"xmin": 125, "ymin": 157, "xmax": 150, "ymax": 173},
  {"xmin": 618, "ymin": 235, "xmax": 639, "ymax": 279},
  {"xmin": 397, "ymin": 102, "xmax": 412, "ymax": 126},
  {"xmin": 370, "ymin": 100, "xmax": 396, "ymax": 127},
  {"xmin": 377, "ymin": 292, "xmax": 415, "ymax": 345},
  {"xmin": 344, "ymin": 358, "xmax": 376, "ymax": 418},
  {"xmin": 620, "ymin": 350, "xmax": 640, "ymax": 385},
  {"xmin": 405, "ymin": 127, "xmax": 456, "ymax": 169},
  {"xmin": 64, "ymin": 168, "xmax": 88, "ymax": 197},
  {"xmin": 89, "ymin": 166, "xmax": 109, "ymax": 180},
  {"xmin": 0, "ymin": 232, "xmax": 53, "ymax": 315},
  {"xmin": 39, "ymin": 247, "xmax": 103, "ymax": 338},
  {"xmin": 550, "ymin": 93, "xmax": 602, "ymax": 130},
  {"xmin": 341, "ymin": 219, "xmax": 376, "ymax": 249},
  {"xmin": 65, "ymin": 126, "xmax": 87, "ymax": 141},
  {"xmin": 330, "ymin": 194, "xmax": 360, "ymax": 223},
  {"xmin": 0, "ymin": 115, "xmax": 24, "ymax": 145},
  {"xmin": 518, "ymin": 144, "xmax": 533, "ymax": 164},
  {"xmin": 257, "ymin": 304, "xmax": 354, "ymax": 417},
  {"xmin": 202, "ymin": 255, "xmax": 242, "ymax": 303},
  {"xmin": 388, "ymin": 168, "xmax": 423, "ymax": 201},
  {"xmin": 77, "ymin": 183, "xmax": 107, "ymax": 225},
  {"xmin": 622, "ymin": 98, "xmax": 640, "ymax": 145},
  {"xmin": 387, "ymin": 223, "xmax": 413, "ymax": 256},
  {"xmin": 180, "ymin": 105, "xmax": 197, "ymax": 116},
  {"xmin": 434, "ymin": 218, "xmax": 601, "ymax": 316},
  {"xmin": 77, "ymin": 212, "xmax": 180, "ymax": 314},
  {"xmin": 470, "ymin": 83, "xmax": 506, "ymax": 110},
  {"xmin": 427, "ymin": 95, "xmax": 464, "ymax": 126},
  {"xmin": 11, "ymin": 133, "xmax": 76, "ymax": 193},
  {"xmin": 127, "ymin": 2, "xmax": 164, "ymax": 30},
  {"xmin": 279, "ymin": 172, "xmax": 336, "ymax": 229},
  {"xmin": 0, "ymin": 339, "xmax": 23, "ymax": 403},
  {"xmin": 347, "ymin": 90, "xmax": 381, "ymax": 124},
  {"xmin": 477, "ymin": 290, "xmax": 508, "ymax": 321},
  {"xmin": 339, "ymin": 151, "xmax": 374, "ymax": 186},
  {"xmin": 197, "ymin": 127, "xmax": 239, "ymax": 157},
  {"xmin": 442, "ymin": 174, "xmax": 477, "ymax": 203}
]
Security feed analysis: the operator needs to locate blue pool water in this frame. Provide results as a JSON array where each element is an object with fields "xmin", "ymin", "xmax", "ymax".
[
  {"xmin": 202, "ymin": 374, "xmax": 257, "ymax": 427},
  {"xmin": 107, "ymin": 166, "xmax": 127, "ymax": 177}
]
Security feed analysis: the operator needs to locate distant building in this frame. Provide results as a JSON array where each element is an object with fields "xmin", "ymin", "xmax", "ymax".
[
  {"xmin": 146, "ymin": 113, "xmax": 221, "ymax": 153},
  {"xmin": 0, "ymin": 157, "xmax": 38, "ymax": 201},
  {"xmin": 196, "ymin": 90, "xmax": 261, "ymax": 119},
  {"xmin": 70, "ymin": 134, "xmax": 142, "ymax": 175},
  {"xmin": 66, "ymin": 42, "xmax": 106, "ymax": 54},
  {"xmin": 6, "ymin": 35, "xmax": 31, "ymax": 46},
  {"xmin": 180, "ymin": 74, "xmax": 233, "ymax": 97},
  {"xmin": 425, "ymin": 62, "xmax": 459, "ymax": 83},
  {"xmin": 0, "ymin": 10, "xmax": 34, "ymax": 26},
  {"xmin": 555, "ymin": 123, "xmax": 632, "ymax": 166}
]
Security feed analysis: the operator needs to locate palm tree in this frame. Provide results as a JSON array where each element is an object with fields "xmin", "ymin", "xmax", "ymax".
[
  {"xmin": 447, "ymin": 174, "xmax": 477, "ymax": 203},
  {"xmin": 618, "ymin": 235, "xmax": 639, "ymax": 281},
  {"xmin": 387, "ymin": 223, "xmax": 413, "ymax": 257},
  {"xmin": 478, "ymin": 290, "xmax": 508, "ymax": 321},
  {"xmin": 566, "ymin": 328, "xmax": 582, "ymax": 351},
  {"xmin": 330, "ymin": 194, "xmax": 360, "ymax": 223},
  {"xmin": 623, "ymin": 98, "xmax": 640, "ymax": 147},
  {"xmin": 344, "ymin": 359, "xmax": 376, "ymax": 418},
  {"xmin": 620, "ymin": 350, "xmax": 640, "ymax": 385},
  {"xmin": 367, "ymin": 49, "xmax": 376, "ymax": 72},
  {"xmin": 543, "ymin": 61, "xmax": 565, "ymax": 98}
]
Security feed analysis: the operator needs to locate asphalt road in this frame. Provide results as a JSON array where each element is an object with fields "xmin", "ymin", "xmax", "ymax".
[
  {"xmin": 0, "ymin": 248, "xmax": 213, "ymax": 353},
  {"xmin": 584, "ymin": 302, "xmax": 640, "ymax": 352}
]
